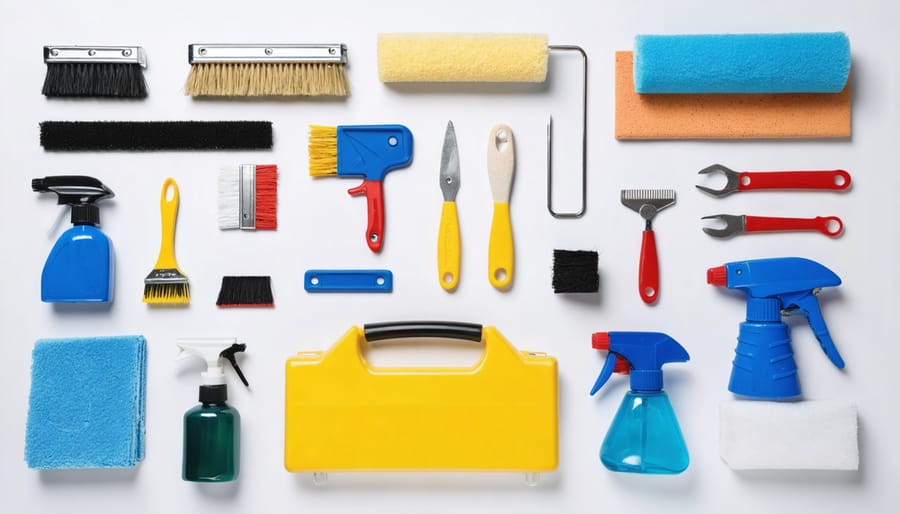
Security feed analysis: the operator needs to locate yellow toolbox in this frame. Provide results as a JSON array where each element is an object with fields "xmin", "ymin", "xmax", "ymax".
[{"xmin": 284, "ymin": 322, "xmax": 558, "ymax": 473}]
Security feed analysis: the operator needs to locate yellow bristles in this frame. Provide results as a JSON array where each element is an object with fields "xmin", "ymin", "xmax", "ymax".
[
  {"xmin": 142, "ymin": 282, "xmax": 190, "ymax": 305},
  {"xmin": 184, "ymin": 62, "xmax": 350, "ymax": 97},
  {"xmin": 308, "ymin": 125, "xmax": 338, "ymax": 176}
]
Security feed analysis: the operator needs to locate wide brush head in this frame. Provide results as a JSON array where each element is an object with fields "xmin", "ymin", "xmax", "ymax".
[
  {"xmin": 216, "ymin": 276, "xmax": 274, "ymax": 307},
  {"xmin": 308, "ymin": 126, "xmax": 338, "ymax": 176},
  {"xmin": 185, "ymin": 62, "xmax": 349, "ymax": 97},
  {"xmin": 43, "ymin": 62, "xmax": 148, "ymax": 98},
  {"xmin": 217, "ymin": 164, "xmax": 277, "ymax": 230},
  {"xmin": 142, "ymin": 269, "xmax": 190, "ymax": 305}
]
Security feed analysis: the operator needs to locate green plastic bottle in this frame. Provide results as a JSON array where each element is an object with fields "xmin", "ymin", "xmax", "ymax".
[
  {"xmin": 183, "ymin": 385, "xmax": 241, "ymax": 482},
  {"xmin": 177, "ymin": 339, "xmax": 250, "ymax": 483}
]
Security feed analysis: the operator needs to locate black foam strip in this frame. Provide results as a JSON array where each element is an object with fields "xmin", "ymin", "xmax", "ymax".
[{"xmin": 40, "ymin": 121, "xmax": 273, "ymax": 151}]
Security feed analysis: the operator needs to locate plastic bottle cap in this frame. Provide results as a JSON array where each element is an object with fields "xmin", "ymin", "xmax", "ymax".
[
  {"xmin": 592, "ymin": 332, "xmax": 610, "ymax": 350},
  {"xmin": 707, "ymin": 266, "xmax": 727, "ymax": 286}
]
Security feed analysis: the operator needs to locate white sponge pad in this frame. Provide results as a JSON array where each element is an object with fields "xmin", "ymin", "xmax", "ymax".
[{"xmin": 720, "ymin": 400, "xmax": 858, "ymax": 470}]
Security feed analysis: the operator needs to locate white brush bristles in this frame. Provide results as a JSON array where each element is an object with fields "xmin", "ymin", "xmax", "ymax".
[
  {"xmin": 217, "ymin": 168, "xmax": 241, "ymax": 229},
  {"xmin": 185, "ymin": 62, "xmax": 350, "ymax": 97}
]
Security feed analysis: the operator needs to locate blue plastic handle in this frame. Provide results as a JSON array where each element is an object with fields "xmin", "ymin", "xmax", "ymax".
[
  {"xmin": 304, "ymin": 270, "xmax": 393, "ymax": 293},
  {"xmin": 336, "ymin": 125, "xmax": 413, "ymax": 181}
]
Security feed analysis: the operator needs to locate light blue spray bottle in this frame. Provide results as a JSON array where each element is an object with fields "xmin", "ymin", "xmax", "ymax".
[
  {"xmin": 32, "ymin": 176, "xmax": 115, "ymax": 302},
  {"xmin": 590, "ymin": 331, "xmax": 690, "ymax": 474}
]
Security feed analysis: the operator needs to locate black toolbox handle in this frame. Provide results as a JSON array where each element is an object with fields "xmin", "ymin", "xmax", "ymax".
[{"xmin": 363, "ymin": 322, "xmax": 483, "ymax": 343}]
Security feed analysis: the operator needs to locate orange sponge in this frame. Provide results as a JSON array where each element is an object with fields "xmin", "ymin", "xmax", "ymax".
[{"xmin": 615, "ymin": 52, "xmax": 851, "ymax": 139}]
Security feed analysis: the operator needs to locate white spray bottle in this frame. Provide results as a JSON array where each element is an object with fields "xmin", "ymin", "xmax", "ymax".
[{"xmin": 177, "ymin": 338, "xmax": 249, "ymax": 482}]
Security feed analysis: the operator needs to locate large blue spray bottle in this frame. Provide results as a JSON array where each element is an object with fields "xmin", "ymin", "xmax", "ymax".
[
  {"xmin": 32, "ymin": 176, "xmax": 115, "ymax": 302},
  {"xmin": 590, "ymin": 331, "xmax": 690, "ymax": 474},
  {"xmin": 707, "ymin": 257, "xmax": 843, "ymax": 399}
]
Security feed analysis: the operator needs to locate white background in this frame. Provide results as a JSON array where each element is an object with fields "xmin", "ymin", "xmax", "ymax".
[{"xmin": 2, "ymin": 0, "xmax": 898, "ymax": 512}]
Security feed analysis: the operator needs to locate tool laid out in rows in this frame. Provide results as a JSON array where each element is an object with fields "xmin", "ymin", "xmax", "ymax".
[
  {"xmin": 697, "ymin": 163, "xmax": 851, "ymax": 240},
  {"xmin": 438, "ymin": 122, "xmax": 461, "ymax": 291},
  {"xmin": 696, "ymin": 164, "xmax": 851, "ymax": 196},
  {"xmin": 621, "ymin": 189, "xmax": 676, "ymax": 304},
  {"xmin": 437, "ymin": 122, "xmax": 517, "ymax": 292},
  {"xmin": 27, "ymin": 29, "xmax": 863, "ymax": 488},
  {"xmin": 702, "ymin": 215, "xmax": 844, "ymax": 238}
]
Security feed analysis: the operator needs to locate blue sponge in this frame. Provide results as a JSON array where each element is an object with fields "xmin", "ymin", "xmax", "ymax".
[
  {"xmin": 26, "ymin": 335, "xmax": 146, "ymax": 469},
  {"xmin": 634, "ymin": 32, "xmax": 850, "ymax": 94}
]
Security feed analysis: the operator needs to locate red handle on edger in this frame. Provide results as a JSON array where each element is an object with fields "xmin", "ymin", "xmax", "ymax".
[
  {"xmin": 738, "ymin": 170, "xmax": 851, "ymax": 192},
  {"xmin": 347, "ymin": 180, "xmax": 385, "ymax": 253},
  {"xmin": 638, "ymin": 230, "xmax": 660, "ymax": 304}
]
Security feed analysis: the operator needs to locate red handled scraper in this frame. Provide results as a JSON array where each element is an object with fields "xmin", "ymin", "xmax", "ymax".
[
  {"xmin": 621, "ymin": 189, "xmax": 676, "ymax": 304},
  {"xmin": 308, "ymin": 125, "xmax": 413, "ymax": 253}
]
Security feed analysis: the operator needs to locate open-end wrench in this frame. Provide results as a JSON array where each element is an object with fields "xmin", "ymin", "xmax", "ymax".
[
  {"xmin": 696, "ymin": 164, "xmax": 851, "ymax": 197},
  {"xmin": 702, "ymin": 215, "xmax": 844, "ymax": 238}
]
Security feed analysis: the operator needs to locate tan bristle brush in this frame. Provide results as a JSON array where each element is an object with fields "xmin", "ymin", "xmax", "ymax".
[
  {"xmin": 184, "ymin": 44, "xmax": 349, "ymax": 97},
  {"xmin": 143, "ymin": 178, "xmax": 190, "ymax": 304}
]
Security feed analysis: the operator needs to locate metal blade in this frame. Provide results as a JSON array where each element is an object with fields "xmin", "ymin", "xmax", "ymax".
[{"xmin": 440, "ymin": 121, "xmax": 460, "ymax": 202}]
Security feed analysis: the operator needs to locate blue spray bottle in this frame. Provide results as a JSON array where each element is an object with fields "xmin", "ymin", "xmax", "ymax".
[
  {"xmin": 707, "ymin": 257, "xmax": 843, "ymax": 399},
  {"xmin": 33, "ymin": 176, "xmax": 115, "ymax": 302},
  {"xmin": 590, "ymin": 331, "xmax": 690, "ymax": 474}
]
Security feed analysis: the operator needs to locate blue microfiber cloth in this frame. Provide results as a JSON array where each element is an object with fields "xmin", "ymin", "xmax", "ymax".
[
  {"xmin": 25, "ymin": 335, "xmax": 146, "ymax": 469},
  {"xmin": 634, "ymin": 32, "xmax": 850, "ymax": 94}
]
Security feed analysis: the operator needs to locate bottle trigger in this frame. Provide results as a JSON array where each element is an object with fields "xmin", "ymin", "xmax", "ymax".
[
  {"xmin": 220, "ymin": 343, "xmax": 250, "ymax": 387},
  {"xmin": 591, "ymin": 352, "xmax": 619, "ymax": 396}
]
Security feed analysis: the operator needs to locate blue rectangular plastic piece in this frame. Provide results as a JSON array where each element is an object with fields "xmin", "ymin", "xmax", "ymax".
[
  {"xmin": 25, "ymin": 335, "xmax": 146, "ymax": 469},
  {"xmin": 634, "ymin": 32, "xmax": 850, "ymax": 94},
  {"xmin": 304, "ymin": 270, "xmax": 393, "ymax": 293}
]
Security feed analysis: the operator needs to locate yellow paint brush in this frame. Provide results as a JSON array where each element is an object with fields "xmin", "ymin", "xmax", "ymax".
[{"xmin": 143, "ymin": 178, "xmax": 190, "ymax": 304}]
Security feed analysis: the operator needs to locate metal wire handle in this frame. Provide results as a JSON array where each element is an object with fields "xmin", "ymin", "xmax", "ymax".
[{"xmin": 547, "ymin": 45, "xmax": 587, "ymax": 219}]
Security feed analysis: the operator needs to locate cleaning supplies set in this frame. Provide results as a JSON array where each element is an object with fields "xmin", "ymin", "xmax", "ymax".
[{"xmin": 24, "ymin": 30, "xmax": 859, "ymax": 490}]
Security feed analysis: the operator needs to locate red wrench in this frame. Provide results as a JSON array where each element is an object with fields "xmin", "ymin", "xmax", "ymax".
[
  {"xmin": 702, "ymin": 215, "xmax": 844, "ymax": 238},
  {"xmin": 696, "ymin": 164, "xmax": 851, "ymax": 197}
]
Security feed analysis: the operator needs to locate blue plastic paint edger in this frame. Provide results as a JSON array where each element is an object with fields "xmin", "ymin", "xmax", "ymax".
[
  {"xmin": 707, "ymin": 257, "xmax": 843, "ymax": 399},
  {"xmin": 590, "ymin": 331, "xmax": 690, "ymax": 474},
  {"xmin": 33, "ymin": 176, "xmax": 115, "ymax": 302}
]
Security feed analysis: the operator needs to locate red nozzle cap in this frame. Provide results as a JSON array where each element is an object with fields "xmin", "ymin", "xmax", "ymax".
[
  {"xmin": 707, "ymin": 265, "xmax": 727, "ymax": 286},
  {"xmin": 592, "ymin": 332, "xmax": 610, "ymax": 350}
]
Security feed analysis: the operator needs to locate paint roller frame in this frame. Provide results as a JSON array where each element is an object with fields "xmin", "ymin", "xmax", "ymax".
[{"xmin": 546, "ymin": 45, "xmax": 587, "ymax": 219}]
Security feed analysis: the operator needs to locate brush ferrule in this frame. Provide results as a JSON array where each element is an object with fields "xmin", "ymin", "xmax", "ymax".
[
  {"xmin": 188, "ymin": 44, "xmax": 347, "ymax": 64},
  {"xmin": 44, "ymin": 46, "xmax": 147, "ymax": 67},
  {"xmin": 239, "ymin": 164, "xmax": 256, "ymax": 230}
]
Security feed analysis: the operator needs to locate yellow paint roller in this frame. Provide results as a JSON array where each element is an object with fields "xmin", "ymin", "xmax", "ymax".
[{"xmin": 378, "ymin": 33, "xmax": 587, "ymax": 218}]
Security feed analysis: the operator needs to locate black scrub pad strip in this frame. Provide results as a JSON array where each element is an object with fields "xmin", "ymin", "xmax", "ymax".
[
  {"xmin": 40, "ymin": 121, "xmax": 273, "ymax": 151},
  {"xmin": 552, "ymin": 249, "xmax": 600, "ymax": 293}
]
